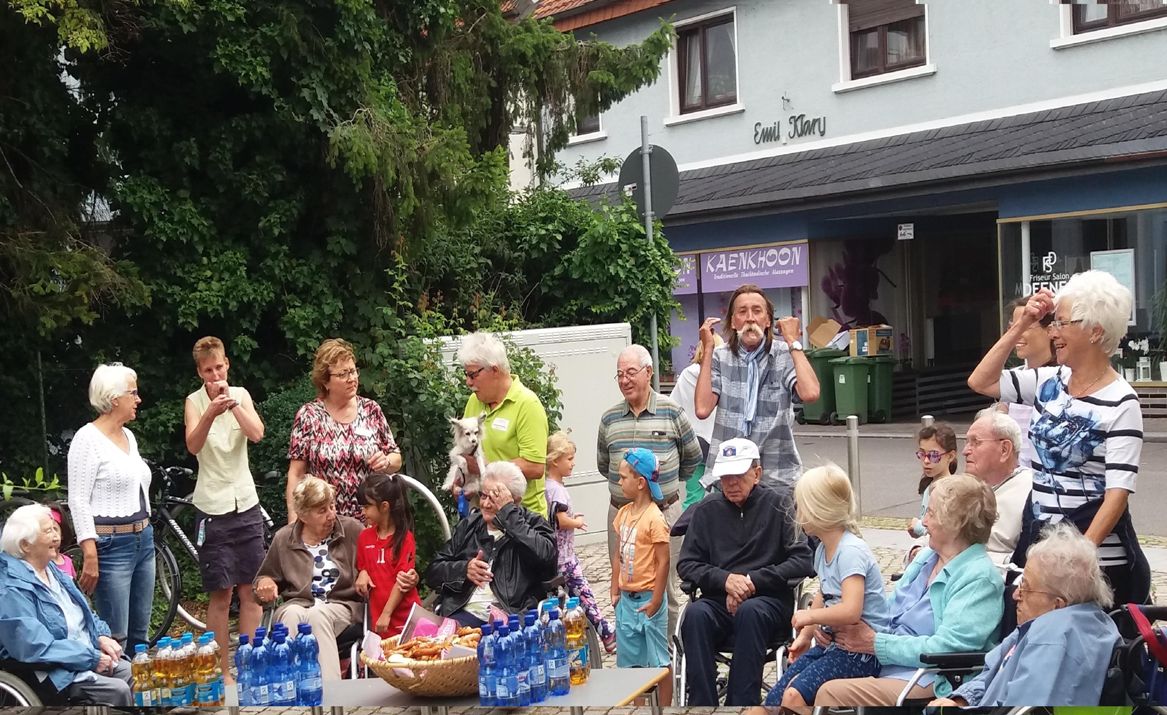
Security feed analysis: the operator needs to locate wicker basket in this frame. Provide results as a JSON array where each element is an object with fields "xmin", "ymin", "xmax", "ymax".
[{"xmin": 360, "ymin": 636, "xmax": 479, "ymax": 698}]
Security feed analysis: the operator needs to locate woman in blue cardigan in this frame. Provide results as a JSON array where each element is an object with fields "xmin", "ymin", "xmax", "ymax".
[{"xmin": 815, "ymin": 475, "xmax": 1005, "ymax": 707}]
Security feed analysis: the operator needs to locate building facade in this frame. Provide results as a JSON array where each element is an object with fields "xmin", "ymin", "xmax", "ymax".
[{"xmin": 536, "ymin": 0, "xmax": 1167, "ymax": 416}]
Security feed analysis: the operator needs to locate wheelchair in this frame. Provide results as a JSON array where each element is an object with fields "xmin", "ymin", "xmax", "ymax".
[
  {"xmin": 670, "ymin": 577, "xmax": 813, "ymax": 705},
  {"xmin": 809, "ymin": 604, "xmax": 1167, "ymax": 714},
  {"xmin": 0, "ymin": 657, "xmax": 130, "ymax": 708}
]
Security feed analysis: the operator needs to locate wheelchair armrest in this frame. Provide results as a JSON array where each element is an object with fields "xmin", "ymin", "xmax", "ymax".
[
  {"xmin": 918, "ymin": 651, "xmax": 986, "ymax": 669},
  {"xmin": 542, "ymin": 574, "xmax": 566, "ymax": 592},
  {"xmin": 680, "ymin": 580, "xmax": 698, "ymax": 596}
]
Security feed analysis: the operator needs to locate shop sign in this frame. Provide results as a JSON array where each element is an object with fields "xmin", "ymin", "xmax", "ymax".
[
  {"xmin": 753, "ymin": 114, "xmax": 828, "ymax": 145},
  {"xmin": 1025, "ymin": 250, "xmax": 1073, "ymax": 294},
  {"xmin": 675, "ymin": 254, "xmax": 698, "ymax": 295},
  {"xmin": 700, "ymin": 242, "xmax": 809, "ymax": 292}
]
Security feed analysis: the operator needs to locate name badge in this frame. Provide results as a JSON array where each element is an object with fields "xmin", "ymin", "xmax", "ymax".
[
  {"xmin": 491, "ymin": 417, "xmax": 510, "ymax": 432},
  {"xmin": 353, "ymin": 426, "xmax": 374, "ymax": 439}
]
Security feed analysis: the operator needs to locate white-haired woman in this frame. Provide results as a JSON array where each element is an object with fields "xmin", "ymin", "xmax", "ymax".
[
  {"xmin": 931, "ymin": 522, "xmax": 1121, "ymax": 707},
  {"xmin": 0, "ymin": 504, "xmax": 132, "ymax": 705},
  {"xmin": 254, "ymin": 476, "xmax": 364, "ymax": 681},
  {"xmin": 67, "ymin": 363, "xmax": 154, "ymax": 651},
  {"xmin": 425, "ymin": 462, "xmax": 558, "ymax": 626},
  {"xmin": 969, "ymin": 270, "xmax": 1149, "ymax": 604}
]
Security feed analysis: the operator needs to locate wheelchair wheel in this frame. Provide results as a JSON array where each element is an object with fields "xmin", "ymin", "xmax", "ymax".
[{"xmin": 0, "ymin": 670, "xmax": 43, "ymax": 708}]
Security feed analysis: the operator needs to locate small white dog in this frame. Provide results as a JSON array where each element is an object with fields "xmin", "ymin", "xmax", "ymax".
[{"xmin": 443, "ymin": 415, "xmax": 487, "ymax": 499}]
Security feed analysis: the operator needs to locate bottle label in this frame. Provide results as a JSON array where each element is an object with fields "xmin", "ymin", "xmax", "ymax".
[
  {"xmin": 299, "ymin": 676, "xmax": 322, "ymax": 693},
  {"xmin": 530, "ymin": 664, "xmax": 545, "ymax": 683},
  {"xmin": 134, "ymin": 690, "xmax": 153, "ymax": 707},
  {"xmin": 549, "ymin": 658, "xmax": 569, "ymax": 679},
  {"xmin": 195, "ymin": 683, "xmax": 214, "ymax": 705},
  {"xmin": 495, "ymin": 682, "xmax": 511, "ymax": 699},
  {"xmin": 158, "ymin": 687, "xmax": 171, "ymax": 706},
  {"xmin": 275, "ymin": 681, "xmax": 296, "ymax": 702},
  {"xmin": 253, "ymin": 684, "xmax": 271, "ymax": 706},
  {"xmin": 570, "ymin": 645, "xmax": 588, "ymax": 668}
]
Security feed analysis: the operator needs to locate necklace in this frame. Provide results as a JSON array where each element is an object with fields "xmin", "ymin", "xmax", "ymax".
[{"xmin": 1068, "ymin": 368, "xmax": 1109, "ymax": 398}]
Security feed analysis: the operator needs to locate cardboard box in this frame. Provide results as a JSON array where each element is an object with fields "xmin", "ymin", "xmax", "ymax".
[
  {"xmin": 808, "ymin": 317, "xmax": 844, "ymax": 349},
  {"xmin": 849, "ymin": 324, "xmax": 894, "ymax": 357}
]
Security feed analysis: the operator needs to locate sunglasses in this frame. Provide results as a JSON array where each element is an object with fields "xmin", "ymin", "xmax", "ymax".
[{"xmin": 915, "ymin": 449, "xmax": 950, "ymax": 464}]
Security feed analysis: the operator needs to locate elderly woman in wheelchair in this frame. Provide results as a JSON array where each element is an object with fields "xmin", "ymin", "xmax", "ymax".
[
  {"xmin": 929, "ymin": 521, "xmax": 1122, "ymax": 708},
  {"xmin": 811, "ymin": 475, "xmax": 1004, "ymax": 708},
  {"xmin": 0, "ymin": 504, "xmax": 132, "ymax": 705}
]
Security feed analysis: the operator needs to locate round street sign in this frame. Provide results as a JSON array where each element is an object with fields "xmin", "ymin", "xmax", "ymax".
[{"xmin": 617, "ymin": 145, "xmax": 679, "ymax": 219}]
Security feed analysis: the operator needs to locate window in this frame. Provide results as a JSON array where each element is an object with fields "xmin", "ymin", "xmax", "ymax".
[
  {"xmin": 1072, "ymin": 0, "xmax": 1167, "ymax": 33},
  {"xmin": 576, "ymin": 112, "xmax": 601, "ymax": 136},
  {"xmin": 846, "ymin": 0, "xmax": 926, "ymax": 79},
  {"xmin": 676, "ymin": 15, "xmax": 737, "ymax": 114}
]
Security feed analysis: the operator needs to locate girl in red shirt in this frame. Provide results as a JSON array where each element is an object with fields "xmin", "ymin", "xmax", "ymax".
[{"xmin": 354, "ymin": 473, "xmax": 421, "ymax": 637}]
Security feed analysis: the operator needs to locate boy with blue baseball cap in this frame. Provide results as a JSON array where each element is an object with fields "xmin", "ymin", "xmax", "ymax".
[{"xmin": 611, "ymin": 448, "xmax": 672, "ymax": 703}]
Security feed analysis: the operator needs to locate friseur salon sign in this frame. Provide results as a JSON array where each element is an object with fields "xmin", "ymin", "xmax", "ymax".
[{"xmin": 700, "ymin": 242, "xmax": 808, "ymax": 292}]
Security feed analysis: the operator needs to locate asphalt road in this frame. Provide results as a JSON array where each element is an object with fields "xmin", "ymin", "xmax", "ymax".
[{"xmin": 794, "ymin": 434, "xmax": 1167, "ymax": 537}]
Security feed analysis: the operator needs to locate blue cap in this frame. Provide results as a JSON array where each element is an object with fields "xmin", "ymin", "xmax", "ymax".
[{"xmin": 623, "ymin": 448, "xmax": 663, "ymax": 502}]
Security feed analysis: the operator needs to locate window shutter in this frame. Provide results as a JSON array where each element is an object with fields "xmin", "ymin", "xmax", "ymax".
[{"xmin": 845, "ymin": 0, "xmax": 925, "ymax": 32}]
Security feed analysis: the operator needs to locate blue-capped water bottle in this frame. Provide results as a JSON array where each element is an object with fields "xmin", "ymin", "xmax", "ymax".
[
  {"xmin": 477, "ymin": 622, "xmax": 496, "ymax": 706},
  {"xmin": 494, "ymin": 622, "xmax": 518, "ymax": 707},
  {"xmin": 524, "ymin": 610, "xmax": 547, "ymax": 703},
  {"xmin": 249, "ymin": 634, "xmax": 271, "ymax": 706},
  {"xmin": 296, "ymin": 625, "xmax": 324, "ymax": 707},
  {"xmin": 545, "ymin": 610, "xmax": 570, "ymax": 696},
  {"xmin": 234, "ymin": 634, "xmax": 252, "ymax": 706},
  {"xmin": 270, "ymin": 632, "xmax": 297, "ymax": 706},
  {"xmin": 507, "ymin": 615, "xmax": 530, "ymax": 706}
]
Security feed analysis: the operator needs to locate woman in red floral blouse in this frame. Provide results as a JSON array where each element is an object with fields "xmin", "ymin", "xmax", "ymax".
[{"xmin": 286, "ymin": 338, "xmax": 402, "ymax": 521}]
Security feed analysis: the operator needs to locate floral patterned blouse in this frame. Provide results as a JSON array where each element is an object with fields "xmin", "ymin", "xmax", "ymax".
[{"xmin": 288, "ymin": 397, "xmax": 399, "ymax": 519}]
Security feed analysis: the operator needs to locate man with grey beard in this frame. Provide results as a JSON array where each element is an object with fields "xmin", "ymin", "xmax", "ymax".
[{"xmin": 695, "ymin": 284, "xmax": 820, "ymax": 489}]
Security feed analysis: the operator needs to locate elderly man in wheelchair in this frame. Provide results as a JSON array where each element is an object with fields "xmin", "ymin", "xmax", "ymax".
[
  {"xmin": 675, "ymin": 438, "xmax": 814, "ymax": 706},
  {"xmin": 0, "ymin": 504, "xmax": 132, "ymax": 706}
]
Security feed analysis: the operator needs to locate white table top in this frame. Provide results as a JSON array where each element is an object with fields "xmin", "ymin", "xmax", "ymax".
[{"xmin": 226, "ymin": 667, "xmax": 668, "ymax": 707}]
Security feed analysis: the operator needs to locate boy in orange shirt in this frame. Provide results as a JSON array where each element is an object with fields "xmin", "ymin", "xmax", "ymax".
[{"xmin": 611, "ymin": 448, "xmax": 672, "ymax": 704}]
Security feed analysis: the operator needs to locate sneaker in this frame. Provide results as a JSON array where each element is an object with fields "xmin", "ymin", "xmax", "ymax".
[{"xmin": 603, "ymin": 632, "xmax": 617, "ymax": 654}]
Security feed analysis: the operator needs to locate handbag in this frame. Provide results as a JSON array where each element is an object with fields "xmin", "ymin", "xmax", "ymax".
[{"xmin": 1126, "ymin": 604, "xmax": 1167, "ymax": 705}]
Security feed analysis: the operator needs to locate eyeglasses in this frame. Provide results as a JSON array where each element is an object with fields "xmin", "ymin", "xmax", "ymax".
[
  {"xmin": 331, "ymin": 368, "xmax": 360, "ymax": 380},
  {"xmin": 1047, "ymin": 319, "xmax": 1083, "ymax": 330},
  {"xmin": 965, "ymin": 437, "xmax": 1007, "ymax": 449},
  {"xmin": 915, "ymin": 449, "xmax": 948, "ymax": 464},
  {"xmin": 1016, "ymin": 582, "xmax": 1062, "ymax": 600},
  {"xmin": 464, "ymin": 366, "xmax": 487, "ymax": 380},
  {"xmin": 124, "ymin": 389, "xmax": 139, "ymax": 397},
  {"xmin": 614, "ymin": 366, "xmax": 649, "ymax": 382}
]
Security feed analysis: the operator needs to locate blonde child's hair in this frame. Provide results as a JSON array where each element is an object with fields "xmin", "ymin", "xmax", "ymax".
[
  {"xmin": 547, "ymin": 430, "xmax": 576, "ymax": 463},
  {"xmin": 795, "ymin": 463, "xmax": 861, "ymax": 536}
]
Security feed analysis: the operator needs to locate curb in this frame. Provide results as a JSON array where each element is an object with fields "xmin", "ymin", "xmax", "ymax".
[{"xmin": 861, "ymin": 515, "xmax": 1167, "ymax": 548}]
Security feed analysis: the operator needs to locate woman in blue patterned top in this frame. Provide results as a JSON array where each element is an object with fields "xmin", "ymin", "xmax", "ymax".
[{"xmin": 969, "ymin": 270, "xmax": 1149, "ymax": 605}]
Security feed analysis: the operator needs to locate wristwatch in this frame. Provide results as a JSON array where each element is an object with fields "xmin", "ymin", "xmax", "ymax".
[{"xmin": 787, "ymin": 340, "xmax": 804, "ymax": 352}]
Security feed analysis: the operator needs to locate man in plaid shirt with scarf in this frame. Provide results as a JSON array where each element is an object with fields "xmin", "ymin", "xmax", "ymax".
[{"xmin": 694, "ymin": 284, "xmax": 820, "ymax": 490}]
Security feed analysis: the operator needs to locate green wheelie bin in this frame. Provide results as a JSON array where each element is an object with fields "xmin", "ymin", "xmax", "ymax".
[
  {"xmin": 798, "ymin": 348, "xmax": 846, "ymax": 424},
  {"xmin": 866, "ymin": 355, "xmax": 896, "ymax": 423},
  {"xmin": 829, "ymin": 356, "xmax": 871, "ymax": 425}
]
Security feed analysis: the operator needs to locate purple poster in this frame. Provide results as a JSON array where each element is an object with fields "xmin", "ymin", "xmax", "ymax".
[
  {"xmin": 700, "ymin": 242, "xmax": 808, "ymax": 292},
  {"xmin": 670, "ymin": 294, "xmax": 701, "ymax": 371},
  {"xmin": 675, "ymin": 254, "xmax": 698, "ymax": 295}
]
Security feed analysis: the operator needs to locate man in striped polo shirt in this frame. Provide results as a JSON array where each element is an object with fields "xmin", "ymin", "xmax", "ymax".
[{"xmin": 598, "ymin": 344, "xmax": 702, "ymax": 639}]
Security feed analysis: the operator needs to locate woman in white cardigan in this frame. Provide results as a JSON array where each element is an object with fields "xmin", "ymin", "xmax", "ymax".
[{"xmin": 67, "ymin": 363, "xmax": 155, "ymax": 650}]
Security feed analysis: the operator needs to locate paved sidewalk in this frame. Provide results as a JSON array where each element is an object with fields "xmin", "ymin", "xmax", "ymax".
[{"xmin": 794, "ymin": 414, "xmax": 1167, "ymax": 443}]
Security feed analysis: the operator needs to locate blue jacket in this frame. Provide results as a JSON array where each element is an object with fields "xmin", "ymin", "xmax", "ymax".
[
  {"xmin": 951, "ymin": 603, "xmax": 1121, "ymax": 706},
  {"xmin": 0, "ymin": 553, "xmax": 111, "ymax": 692},
  {"xmin": 874, "ymin": 543, "xmax": 1004, "ymax": 698}
]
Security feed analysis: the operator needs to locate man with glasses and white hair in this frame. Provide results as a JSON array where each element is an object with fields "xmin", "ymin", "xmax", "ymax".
[
  {"xmin": 457, "ymin": 332, "xmax": 550, "ymax": 519},
  {"xmin": 962, "ymin": 407, "xmax": 1033, "ymax": 567},
  {"xmin": 598, "ymin": 343, "xmax": 702, "ymax": 640},
  {"xmin": 695, "ymin": 284, "xmax": 819, "ymax": 490}
]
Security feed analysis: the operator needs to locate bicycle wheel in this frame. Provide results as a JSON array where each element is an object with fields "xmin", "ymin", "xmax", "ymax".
[{"xmin": 150, "ymin": 541, "xmax": 181, "ymax": 645}]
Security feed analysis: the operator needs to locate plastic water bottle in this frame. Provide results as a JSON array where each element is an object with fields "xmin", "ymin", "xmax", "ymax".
[
  {"xmin": 477, "ymin": 623, "xmax": 496, "ymax": 706},
  {"xmin": 524, "ymin": 611, "xmax": 547, "ymax": 703},
  {"xmin": 132, "ymin": 643, "xmax": 159, "ymax": 707},
  {"xmin": 565, "ymin": 596, "xmax": 590, "ymax": 684},
  {"xmin": 153, "ymin": 638, "xmax": 172, "ymax": 706},
  {"xmin": 270, "ymin": 632, "xmax": 297, "ymax": 706},
  {"xmin": 249, "ymin": 634, "xmax": 271, "ymax": 706},
  {"xmin": 296, "ymin": 625, "xmax": 324, "ymax": 707},
  {"xmin": 494, "ymin": 623, "xmax": 518, "ymax": 706},
  {"xmin": 234, "ymin": 634, "xmax": 252, "ymax": 706},
  {"xmin": 506, "ymin": 616, "xmax": 530, "ymax": 706},
  {"xmin": 204, "ymin": 633, "xmax": 224, "ymax": 707},
  {"xmin": 194, "ymin": 634, "xmax": 221, "ymax": 706},
  {"xmin": 545, "ymin": 610, "xmax": 570, "ymax": 696}
]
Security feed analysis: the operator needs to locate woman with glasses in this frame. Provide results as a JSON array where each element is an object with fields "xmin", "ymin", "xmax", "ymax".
[
  {"xmin": 997, "ymin": 296, "xmax": 1057, "ymax": 471},
  {"xmin": 286, "ymin": 338, "xmax": 401, "ymax": 521},
  {"xmin": 66, "ymin": 363, "xmax": 155, "ymax": 651},
  {"xmin": 929, "ymin": 522, "xmax": 1121, "ymax": 707},
  {"xmin": 968, "ymin": 270, "xmax": 1149, "ymax": 605}
]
